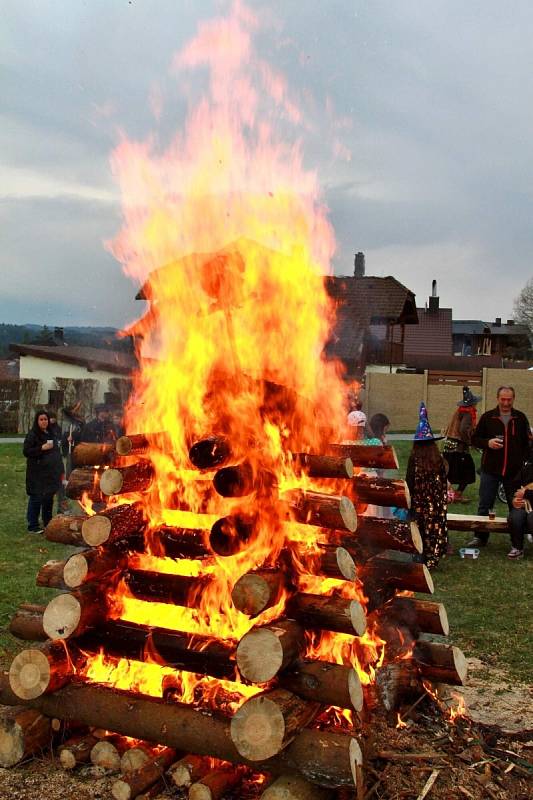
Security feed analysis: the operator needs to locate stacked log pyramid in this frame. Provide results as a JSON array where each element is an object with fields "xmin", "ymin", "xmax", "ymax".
[{"xmin": 1, "ymin": 429, "xmax": 467, "ymax": 800}]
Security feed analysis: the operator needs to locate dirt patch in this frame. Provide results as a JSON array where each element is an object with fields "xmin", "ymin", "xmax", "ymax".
[{"xmin": 459, "ymin": 658, "xmax": 533, "ymax": 731}]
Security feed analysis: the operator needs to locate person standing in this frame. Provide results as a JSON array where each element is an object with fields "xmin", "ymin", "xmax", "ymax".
[
  {"xmin": 442, "ymin": 386, "xmax": 480, "ymax": 503},
  {"xmin": 406, "ymin": 402, "xmax": 448, "ymax": 569},
  {"xmin": 346, "ymin": 399, "xmax": 367, "ymax": 440},
  {"xmin": 469, "ymin": 386, "xmax": 530, "ymax": 547},
  {"xmin": 61, "ymin": 402, "xmax": 85, "ymax": 477},
  {"xmin": 23, "ymin": 410, "xmax": 63, "ymax": 533},
  {"xmin": 47, "ymin": 410, "xmax": 68, "ymax": 513},
  {"xmin": 507, "ymin": 442, "xmax": 533, "ymax": 559},
  {"xmin": 82, "ymin": 404, "xmax": 112, "ymax": 443}
]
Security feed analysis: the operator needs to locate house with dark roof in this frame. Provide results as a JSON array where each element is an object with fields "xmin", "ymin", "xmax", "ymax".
[
  {"xmin": 324, "ymin": 253, "xmax": 419, "ymax": 377},
  {"xmin": 452, "ymin": 318, "xmax": 531, "ymax": 359},
  {"xmin": 10, "ymin": 342, "xmax": 137, "ymax": 431}
]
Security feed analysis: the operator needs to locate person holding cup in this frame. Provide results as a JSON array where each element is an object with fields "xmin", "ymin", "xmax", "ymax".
[
  {"xmin": 469, "ymin": 386, "xmax": 530, "ymax": 547},
  {"xmin": 22, "ymin": 409, "xmax": 63, "ymax": 533}
]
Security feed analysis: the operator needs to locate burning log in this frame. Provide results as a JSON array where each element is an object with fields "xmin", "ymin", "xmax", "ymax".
[
  {"xmin": 236, "ymin": 620, "xmax": 305, "ymax": 683},
  {"xmin": 360, "ymin": 557, "xmax": 434, "ymax": 599},
  {"xmin": 231, "ymin": 689, "xmax": 320, "ymax": 761},
  {"xmin": 339, "ymin": 516, "xmax": 423, "ymax": 554},
  {"xmin": 414, "ymin": 641, "xmax": 468, "ymax": 686},
  {"xmin": 36, "ymin": 559, "xmax": 67, "ymax": 589},
  {"xmin": 58, "ymin": 732, "xmax": 99, "ymax": 769},
  {"xmin": 0, "ymin": 707, "xmax": 51, "ymax": 767},
  {"xmin": 278, "ymin": 660, "xmax": 364, "ymax": 712},
  {"xmin": 81, "ymin": 502, "xmax": 145, "ymax": 546},
  {"xmin": 189, "ymin": 435, "xmax": 232, "ymax": 469},
  {"xmin": 377, "ymin": 597, "xmax": 449, "ymax": 637},
  {"xmin": 44, "ymin": 514, "xmax": 87, "ymax": 545},
  {"xmin": 327, "ymin": 443, "xmax": 399, "ymax": 470},
  {"xmin": 63, "ymin": 547, "xmax": 123, "ymax": 589},
  {"xmin": 350, "ymin": 475, "xmax": 410, "ymax": 509},
  {"xmin": 100, "ymin": 461, "xmax": 155, "ymax": 496},
  {"xmin": 261, "ymin": 774, "xmax": 333, "ymax": 800},
  {"xmin": 124, "ymin": 569, "xmax": 211, "ymax": 607},
  {"xmin": 283, "ymin": 489, "xmax": 357, "ymax": 532},
  {"xmin": 73, "ymin": 442, "xmax": 115, "ymax": 467},
  {"xmin": 77, "ymin": 619, "xmax": 236, "ymax": 680},
  {"xmin": 365, "ymin": 662, "xmax": 422, "ymax": 712},
  {"xmin": 115, "ymin": 432, "xmax": 171, "ymax": 456},
  {"xmin": 210, "ymin": 513, "xmax": 257, "ymax": 556},
  {"xmin": 290, "ymin": 453, "xmax": 353, "ymax": 479},
  {"xmin": 9, "ymin": 603, "xmax": 46, "ymax": 641},
  {"xmin": 42, "ymin": 586, "xmax": 106, "ymax": 640},
  {"xmin": 286, "ymin": 593, "xmax": 367, "ymax": 637},
  {"xmin": 309, "ymin": 544, "xmax": 359, "ymax": 582},
  {"xmin": 189, "ymin": 768, "xmax": 241, "ymax": 800},
  {"xmin": 231, "ymin": 569, "xmax": 286, "ymax": 616},
  {"xmin": 0, "ymin": 677, "xmax": 359, "ymax": 787},
  {"xmin": 111, "ymin": 747, "xmax": 177, "ymax": 800},
  {"xmin": 8, "ymin": 642, "xmax": 76, "ymax": 700},
  {"xmin": 213, "ymin": 462, "xmax": 277, "ymax": 497},
  {"xmin": 170, "ymin": 754, "xmax": 210, "ymax": 788},
  {"xmin": 66, "ymin": 467, "xmax": 104, "ymax": 500}
]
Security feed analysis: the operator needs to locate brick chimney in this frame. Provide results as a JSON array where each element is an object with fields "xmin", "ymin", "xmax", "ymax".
[
  {"xmin": 353, "ymin": 252, "xmax": 365, "ymax": 277},
  {"xmin": 428, "ymin": 279, "xmax": 439, "ymax": 313},
  {"xmin": 494, "ymin": 318, "xmax": 501, "ymax": 327}
]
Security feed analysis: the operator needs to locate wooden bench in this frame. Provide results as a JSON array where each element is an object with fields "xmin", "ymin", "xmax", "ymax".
[{"xmin": 447, "ymin": 512, "xmax": 508, "ymax": 533}]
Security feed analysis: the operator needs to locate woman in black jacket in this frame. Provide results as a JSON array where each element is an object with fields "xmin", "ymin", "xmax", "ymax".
[{"xmin": 23, "ymin": 410, "xmax": 63, "ymax": 533}]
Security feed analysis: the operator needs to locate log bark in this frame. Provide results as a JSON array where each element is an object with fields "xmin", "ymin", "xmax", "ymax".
[
  {"xmin": 309, "ymin": 545, "xmax": 358, "ymax": 582},
  {"xmin": 213, "ymin": 462, "xmax": 276, "ymax": 498},
  {"xmin": 189, "ymin": 768, "xmax": 241, "ymax": 800},
  {"xmin": 115, "ymin": 432, "xmax": 171, "ymax": 456},
  {"xmin": 36, "ymin": 558, "xmax": 67, "ymax": 589},
  {"xmin": 446, "ymin": 512, "xmax": 508, "ymax": 533},
  {"xmin": 58, "ymin": 732, "xmax": 98, "ymax": 769},
  {"xmin": 414, "ymin": 641, "xmax": 468, "ymax": 686},
  {"xmin": 188, "ymin": 435, "xmax": 231, "ymax": 470},
  {"xmin": 360, "ymin": 558, "xmax": 434, "ymax": 597},
  {"xmin": 0, "ymin": 706, "xmax": 51, "ymax": 767},
  {"xmin": 327, "ymin": 443, "xmax": 399, "ymax": 470},
  {"xmin": 8, "ymin": 641, "xmax": 76, "ymax": 700},
  {"xmin": 364, "ymin": 662, "xmax": 422, "ymax": 712},
  {"xmin": 337, "ymin": 516, "xmax": 422, "ymax": 554},
  {"xmin": 111, "ymin": 747, "xmax": 177, "ymax": 800},
  {"xmin": 73, "ymin": 442, "xmax": 115, "ymax": 467},
  {"xmin": 282, "ymin": 490, "xmax": 357, "ymax": 533},
  {"xmin": 231, "ymin": 569, "xmax": 286, "ymax": 616},
  {"xmin": 286, "ymin": 594, "xmax": 366, "ymax": 637},
  {"xmin": 124, "ymin": 569, "xmax": 211, "ymax": 607},
  {"xmin": 290, "ymin": 453, "xmax": 353, "ymax": 479},
  {"xmin": 63, "ymin": 548, "xmax": 123, "ymax": 589},
  {"xmin": 100, "ymin": 461, "xmax": 155, "ymax": 496},
  {"xmin": 350, "ymin": 475, "xmax": 410, "ymax": 509},
  {"xmin": 209, "ymin": 513, "xmax": 257, "ymax": 556},
  {"xmin": 278, "ymin": 660, "xmax": 363, "ymax": 712},
  {"xmin": 44, "ymin": 514, "xmax": 87, "ymax": 545},
  {"xmin": 236, "ymin": 620, "xmax": 305, "ymax": 683},
  {"xmin": 0, "ymin": 677, "xmax": 358, "ymax": 787},
  {"xmin": 9, "ymin": 604, "xmax": 46, "ymax": 641},
  {"xmin": 82, "ymin": 502, "xmax": 145, "ymax": 546},
  {"xmin": 261, "ymin": 774, "xmax": 333, "ymax": 800},
  {"xmin": 42, "ymin": 586, "xmax": 106, "ymax": 639},
  {"xmin": 66, "ymin": 467, "xmax": 104, "ymax": 500},
  {"xmin": 377, "ymin": 597, "xmax": 449, "ymax": 637},
  {"xmin": 76, "ymin": 619, "xmax": 236, "ymax": 680},
  {"xmin": 231, "ymin": 689, "xmax": 320, "ymax": 761},
  {"xmin": 170, "ymin": 754, "xmax": 210, "ymax": 788}
]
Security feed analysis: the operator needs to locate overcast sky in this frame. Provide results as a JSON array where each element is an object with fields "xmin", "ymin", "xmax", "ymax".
[{"xmin": 2, "ymin": 0, "xmax": 533, "ymax": 329}]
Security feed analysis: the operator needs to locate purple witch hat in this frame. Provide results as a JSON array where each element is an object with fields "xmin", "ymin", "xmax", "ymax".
[{"xmin": 413, "ymin": 401, "xmax": 443, "ymax": 442}]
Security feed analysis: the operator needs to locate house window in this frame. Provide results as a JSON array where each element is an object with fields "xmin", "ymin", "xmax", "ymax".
[
  {"xmin": 104, "ymin": 392, "xmax": 121, "ymax": 408},
  {"xmin": 47, "ymin": 389, "xmax": 64, "ymax": 411}
]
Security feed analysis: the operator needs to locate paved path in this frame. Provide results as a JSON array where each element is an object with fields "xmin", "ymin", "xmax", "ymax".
[{"xmin": 0, "ymin": 438, "xmax": 23, "ymax": 443}]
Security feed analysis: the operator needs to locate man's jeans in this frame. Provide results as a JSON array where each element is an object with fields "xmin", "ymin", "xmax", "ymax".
[
  {"xmin": 27, "ymin": 493, "xmax": 54, "ymax": 531},
  {"xmin": 509, "ymin": 507, "xmax": 533, "ymax": 550},
  {"xmin": 477, "ymin": 471, "xmax": 516, "ymax": 544}
]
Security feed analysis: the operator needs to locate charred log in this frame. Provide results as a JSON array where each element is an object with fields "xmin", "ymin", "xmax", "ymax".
[
  {"xmin": 286, "ymin": 593, "xmax": 366, "ymax": 637},
  {"xmin": 282, "ymin": 490, "xmax": 357, "ymax": 533}
]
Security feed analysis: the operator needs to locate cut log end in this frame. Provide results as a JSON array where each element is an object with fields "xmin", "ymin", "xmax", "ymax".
[
  {"xmin": 422, "ymin": 564, "xmax": 434, "ymax": 595},
  {"xmin": 120, "ymin": 746, "xmax": 150, "ymax": 774},
  {"xmin": 349, "ymin": 738, "xmax": 364, "ymax": 795},
  {"xmin": 236, "ymin": 629, "xmax": 284, "ymax": 683},
  {"xmin": 411, "ymin": 522, "xmax": 423, "ymax": 554},
  {"xmin": 63, "ymin": 553, "xmax": 89, "ymax": 588},
  {"xmin": 232, "ymin": 571, "xmax": 283, "ymax": 616},
  {"xmin": 42, "ymin": 594, "xmax": 81, "ymax": 640},
  {"xmin": 115, "ymin": 436, "xmax": 133, "ymax": 456},
  {"xmin": 91, "ymin": 739, "xmax": 121, "ymax": 771},
  {"xmin": 336, "ymin": 548, "xmax": 357, "ymax": 582},
  {"xmin": 9, "ymin": 649, "xmax": 51, "ymax": 700},
  {"xmin": 339, "ymin": 497, "xmax": 357, "ymax": 533},
  {"xmin": 452, "ymin": 647, "xmax": 468, "ymax": 685},
  {"xmin": 348, "ymin": 670, "xmax": 364, "ymax": 713},
  {"xmin": 349, "ymin": 601, "xmax": 367, "ymax": 637},
  {"xmin": 111, "ymin": 780, "xmax": 132, "ymax": 800},
  {"xmin": 59, "ymin": 749, "xmax": 76, "ymax": 769},
  {"xmin": 100, "ymin": 468, "xmax": 124, "ymax": 496},
  {"xmin": 231, "ymin": 695, "xmax": 287, "ymax": 761},
  {"xmin": 82, "ymin": 514, "xmax": 112, "ymax": 546}
]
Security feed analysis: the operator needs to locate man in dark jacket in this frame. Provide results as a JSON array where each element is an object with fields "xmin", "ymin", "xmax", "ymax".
[
  {"xmin": 82, "ymin": 404, "xmax": 113, "ymax": 444},
  {"xmin": 507, "ymin": 444, "xmax": 533, "ymax": 559},
  {"xmin": 469, "ymin": 386, "xmax": 530, "ymax": 546}
]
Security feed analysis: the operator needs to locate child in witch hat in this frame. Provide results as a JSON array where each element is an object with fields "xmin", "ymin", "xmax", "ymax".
[
  {"xmin": 406, "ymin": 402, "xmax": 449, "ymax": 569},
  {"xmin": 442, "ymin": 386, "xmax": 480, "ymax": 503}
]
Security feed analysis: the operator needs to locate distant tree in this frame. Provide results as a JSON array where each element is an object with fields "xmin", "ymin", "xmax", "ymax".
[{"xmin": 514, "ymin": 277, "xmax": 533, "ymax": 334}]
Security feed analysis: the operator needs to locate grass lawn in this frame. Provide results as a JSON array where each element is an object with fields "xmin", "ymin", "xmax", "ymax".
[{"xmin": 0, "ymin": 442, "xmax": 531, "ymax": 682}]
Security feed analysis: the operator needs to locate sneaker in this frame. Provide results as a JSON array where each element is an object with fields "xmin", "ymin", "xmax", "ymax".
[
  {"xmin": 466, "ymin": 537, "xmax": 485, "ymax": 547},
  {"xmin": 27, "ymin": 527, "xmax": 44, "ymax": 534},
  {"xmin": 527, "ymin": 534, "xmax": 533, "ymax": 544},
  {"xmin": 507, "ymin": 548, "xmax": 524, "ymax": 560}
]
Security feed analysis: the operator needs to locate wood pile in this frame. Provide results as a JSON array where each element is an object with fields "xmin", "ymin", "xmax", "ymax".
[{"xmin": 1, "ymin": 432, "xmax": 468, "ymax": 799}]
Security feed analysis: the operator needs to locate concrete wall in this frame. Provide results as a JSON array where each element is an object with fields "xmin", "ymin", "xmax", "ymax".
[
  {"xmin": 18, "ymin": 355, "xmax": 116, "ymax": 406},
  {"xmin": 364, "ymin": 367, "xmax": 533, "ymax": 431}
]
